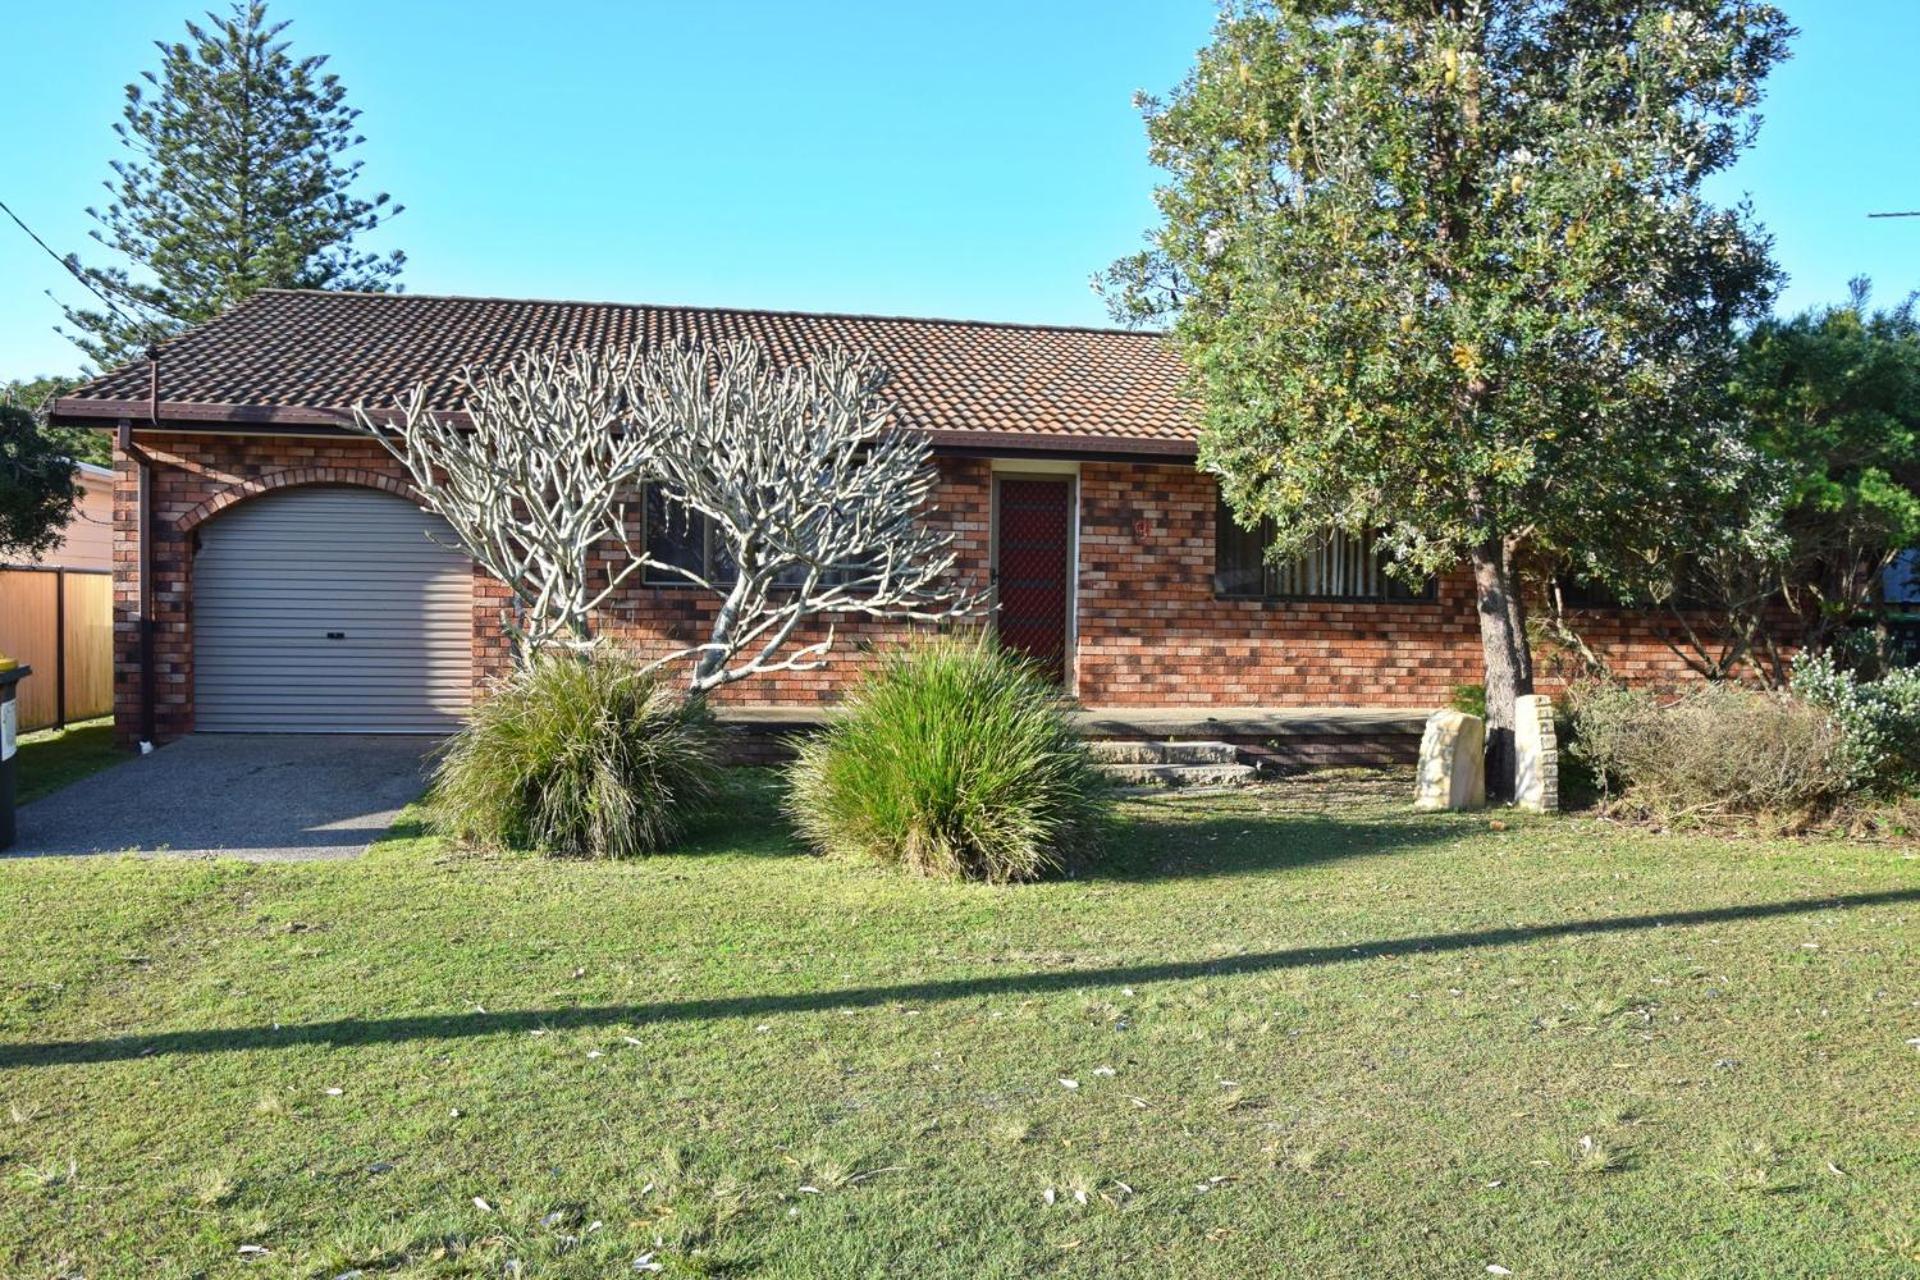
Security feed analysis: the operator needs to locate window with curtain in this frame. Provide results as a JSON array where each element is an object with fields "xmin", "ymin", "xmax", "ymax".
[{"xmin": 1213, "ymin": 498, "xmax": 1434, "ymax": 601}]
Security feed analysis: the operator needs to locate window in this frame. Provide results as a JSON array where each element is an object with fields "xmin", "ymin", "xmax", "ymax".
[
  {"xmin": 1887, "ymin": 549, "xmax": 1920, "ymax": 606},
  {"xmin": 1214, "ymin": 498, "xmax": 1434, "ymax": 601},
  {"xmin": 642, "ymin": 485, "xmax": 733, "ymax": 586},
  {"xmin": 1552, "ymin": 567, "xmax": 1716, "ymax": 611},
  {"xmin": 640, "ymin": 485, "xmax": 854, "ymax": 589},
  {"xmin": 1552, "ymin": 577, "xmax": 1622, "ymax": 610}
]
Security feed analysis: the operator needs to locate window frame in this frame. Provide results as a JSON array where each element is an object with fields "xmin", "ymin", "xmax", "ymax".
[{"xmin": 1550, "ymin": 577, "xmax": 1624, "ymax": 611}]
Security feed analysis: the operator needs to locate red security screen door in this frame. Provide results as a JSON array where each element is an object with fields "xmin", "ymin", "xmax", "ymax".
[{"xmin": 994, "ymin": 477, "xmax": 1072, "ymax": 681}]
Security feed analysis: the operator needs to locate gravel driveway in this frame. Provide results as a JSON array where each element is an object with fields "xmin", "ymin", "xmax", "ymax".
[{"xmin": 8, "ymin": 735, "xmax": 441, "ymax": 860}]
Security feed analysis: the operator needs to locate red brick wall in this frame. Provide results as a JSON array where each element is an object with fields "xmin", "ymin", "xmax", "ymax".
[
  {"xmin": 1071, "ymin": 462, "xmax": 1728, "ymax": 708},
  {"xmin": 581, "ymin": 455, "xmax": 994, "ymax": 703},
  {"xmin": 114, "ymin": 436, "xmax": 1731, "ymax": 745},
  {"xmin": 112, "ymin": 434, "xmax": 990, "ymax": 742},
  {"xmin": 114, "ymin": 434, "xmax": 434, "ymax": 743}
]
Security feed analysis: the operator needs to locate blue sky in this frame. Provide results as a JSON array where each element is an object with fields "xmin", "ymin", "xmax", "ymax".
[{"xmin": 4, "ymin": 1, "xmax": 1918, "ymax": 383}]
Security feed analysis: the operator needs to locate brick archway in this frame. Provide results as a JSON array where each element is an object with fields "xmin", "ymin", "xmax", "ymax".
[{"xmin": 173, "ymin": 466, "xmax": 421, "ymax": 534}]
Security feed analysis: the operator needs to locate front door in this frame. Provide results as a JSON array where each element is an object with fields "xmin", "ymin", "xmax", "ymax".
[{"xmin": 994, "ymin": 476, "xmax": 1073, "ymax": 682}]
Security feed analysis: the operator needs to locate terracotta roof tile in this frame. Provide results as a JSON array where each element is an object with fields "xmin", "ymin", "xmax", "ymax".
[{"xmin": 56, "ymin": 289, "xmax": 1197, "ymax": 454}]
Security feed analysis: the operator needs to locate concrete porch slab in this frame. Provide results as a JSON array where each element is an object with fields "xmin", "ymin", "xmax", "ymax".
[
  {"xmin": 1070, "ymin": 706, "xmax": 1431, "ymax": 739},
  {"xmin": 716, "ymin": 705, "xmax": 1432, "ymax": 738}
]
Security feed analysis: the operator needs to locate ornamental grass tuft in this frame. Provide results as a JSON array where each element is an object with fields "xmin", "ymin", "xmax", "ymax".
[
  {"xmin": 430, "ymin": 647, "xmax": 721, "ymax": 858},
  {"xmin": 785, "ymin": 637, "xmax": 1108, "ymax": 882}
]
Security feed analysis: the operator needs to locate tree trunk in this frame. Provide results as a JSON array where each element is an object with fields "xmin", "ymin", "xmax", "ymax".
[
  {"xmin": 1470, "ymin": 536, "xmax": 1535, "ymax": 803},
  {"xmin": 694, "ymin": 576, "xmax": 750, "ymax": 688}
]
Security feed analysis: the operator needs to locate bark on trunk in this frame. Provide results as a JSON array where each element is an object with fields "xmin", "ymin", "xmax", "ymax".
[
  {"xmin": 694, "ymin": 575, "xmax": 750, "ymax": 687},
  {"xmin": 1471, "ymin": 536, "xmax": 1535, "ymax": 803}
]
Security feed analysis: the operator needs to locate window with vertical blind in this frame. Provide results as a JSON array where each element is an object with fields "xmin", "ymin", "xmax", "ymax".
[
  {"xmin": 641, "ymin": 484, "xmax": 735, "ymax": 586},
  {"xmin": 1213, "ymin": 499, "xmax": 1435, "ymax": 601}
]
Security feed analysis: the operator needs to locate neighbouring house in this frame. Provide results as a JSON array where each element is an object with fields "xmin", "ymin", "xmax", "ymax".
[
  {"xmin": 47, "ymin": 289, "xmax": 1710, "ymax": 756},
  {"xmin": 44, "ymin": 462, "xmax": 115, "ymax": 572}
]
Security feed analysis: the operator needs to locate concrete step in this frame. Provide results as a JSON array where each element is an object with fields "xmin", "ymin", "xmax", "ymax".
[
  {"xmin": 1095, "ymin": 762, "xmax": 1259, "ymax": 789},
  {"xmin": 1085, "ymin": 739, "xmax": 1239, "ymax": 766}
]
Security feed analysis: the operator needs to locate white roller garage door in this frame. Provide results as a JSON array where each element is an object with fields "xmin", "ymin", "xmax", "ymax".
[{"xmin": 193, "ymin": 486, "xmax": 473, "ymax": 733}]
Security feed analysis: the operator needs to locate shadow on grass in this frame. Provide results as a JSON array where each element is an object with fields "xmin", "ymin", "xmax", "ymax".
[
  {"xmin": 393, "ymin": 769, "xmax": 808, "ymax": 861},
  {"xmin": 402, "ymin": 765, "xmax": 1466, "ymax": 876},
  {"xmin": 677, "ymin": 771, "xmax": 807, "ymax": 859},
  {"xmin": 5, "ymin": 887, "xmax": 1914, "ymax": 1069},
  {"xmin": 14, "ymin": 717, "xmax": 122, "ymax": 807},
  {"xmin": 680, "ymin": 769, "xmax": 1461, "ymax": 879},
  {"xmin": 1086, "ymin": 806, "xmax": 1471, "ymax": 883}
]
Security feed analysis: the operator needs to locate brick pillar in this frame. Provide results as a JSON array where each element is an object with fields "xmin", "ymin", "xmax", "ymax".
[{"xmin": 1514, "ymin": 694, "xmax": 1559, "ymax": 813}]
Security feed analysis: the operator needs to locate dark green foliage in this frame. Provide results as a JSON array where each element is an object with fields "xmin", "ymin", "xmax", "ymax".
[
  {"xmin": 431, "ymin": 649, "xmax": 722, "ymax": 859},
  {"xmin": 62, "ymin": 0, "xmax": 403, "ymax": 369},
  {"xmin": 1788, "ymin": 651, "xmax": 1920, "ymax": 794},
  {"xmin": 1597, "ymin": 287, "xmax": 1920, "ymax": 682},
  {"xmin": 0, "ymin": 402, "xmax": 81, "ymax": 561},
  {"xmin": 786, "ymin": 638, "xmax": 1108, "ymax": 882},
  {"xmin": 1745, "ymin": 285, "xmax": 1920, "ymax": 549},
  {"xmin": 2, "ymin": 377, "xmax": 81, "ymax": 414},
  {"xmin": 3, "ymin": 376, "xmax": 107, "ymax": 468},
  {"xmin": 1742, "ymin": 286, "xmax": 1920, "ymax": 646},
  {"xmin": 1449, "ymin": 683, "xmax": 1487, "ymax": 718},
  {"xmin": 1107, "ymin": 2, "xmax": 1791, "ymax": 573}
]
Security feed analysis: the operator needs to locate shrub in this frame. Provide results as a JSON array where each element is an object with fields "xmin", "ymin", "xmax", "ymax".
[
  {"xmin": 1788, "ymin": 651, "xmax": 1920, "ymax": 792},
  {"xmin": 785, "ymin": 638, "xmax": 1107, "ymax": 882},
  {"xmin": 1449, "ymin": 683, "xmax": 1487, "ymax": 718},
  {"xmin": 1565, "ymin": 680, "xmax": 1854, "ymax": 822},
  {"xmin": 431, "ymin": 648, "xmax": 721, "ymax": 858}
]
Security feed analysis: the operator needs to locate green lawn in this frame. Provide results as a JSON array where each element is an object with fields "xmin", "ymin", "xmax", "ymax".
[
  {"xmin": 13, "ymin": 716, "xmax": 121, "ymax": 806},
  {"xmin": 0, "ymin": 774, "xmax": 1915, "ymax": 1277}
]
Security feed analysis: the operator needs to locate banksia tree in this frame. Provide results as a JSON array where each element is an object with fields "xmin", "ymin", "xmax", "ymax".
[{"xmin": 1106, "ymin": 0, "xmax": 1793, "ymax": 796}]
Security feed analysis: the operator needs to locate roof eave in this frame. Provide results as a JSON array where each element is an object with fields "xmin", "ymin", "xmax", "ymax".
[
  {"xmin": 48, "ymin": 398, "xmax": 359, "ymax": 430},
  {"xmin": 49, "ymin": 398, "xmax": 1201, "ymax": 462}
]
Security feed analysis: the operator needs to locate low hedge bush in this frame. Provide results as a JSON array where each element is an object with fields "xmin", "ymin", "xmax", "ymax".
[
  {"xmin": 431, "ymin": 648, "xmax": 721, "ymax": 858},
  {"xmin": 785, "ymin": 638, "xmax": 1107, "ymax": 882},
  {"xmin": 1565, "ymin": 680, "xmax": 1854, "ymax": 823}
]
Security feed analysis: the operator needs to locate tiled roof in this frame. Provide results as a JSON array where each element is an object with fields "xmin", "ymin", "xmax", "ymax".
[{"xmin": 53, "ymin": 289, "xmax": 1197, "ymax": 455}]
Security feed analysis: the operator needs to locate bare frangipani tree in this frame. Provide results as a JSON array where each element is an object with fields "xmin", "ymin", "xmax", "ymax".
[
  {"xmin": 351, "ymin": 339, "xmax": 977, "ymax": 689},
  {"xmin": 350, "ymin": 345, "xmax": 655, "ymax": 653},
  {"xmin": 632, "ymin": 340, "xmax": 978, "ymax": 689}
]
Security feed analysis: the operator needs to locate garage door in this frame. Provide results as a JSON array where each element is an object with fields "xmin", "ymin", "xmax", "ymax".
[{"xmin": 193, "ymin": 486, "xmax": 473, "ymax": 733}]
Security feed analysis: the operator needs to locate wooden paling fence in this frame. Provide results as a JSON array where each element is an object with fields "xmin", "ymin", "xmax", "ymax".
[{"xmin": 0, "ymin": 566, "xmax": 113, "ymax": 732}]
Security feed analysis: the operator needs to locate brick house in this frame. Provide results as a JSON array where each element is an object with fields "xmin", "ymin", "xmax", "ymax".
[{"xmin": 47, "ymin": 289, "xmax": 1704, "ymax": 752}]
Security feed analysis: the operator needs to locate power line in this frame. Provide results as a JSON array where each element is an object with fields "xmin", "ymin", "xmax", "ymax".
[
  {"xmin": 0, "ymin": 194, "xmax": 171, "ymax": 348},
  {"xmin": 1868, "ymin": 211, "xmax": 1920, "ymax": 219}
]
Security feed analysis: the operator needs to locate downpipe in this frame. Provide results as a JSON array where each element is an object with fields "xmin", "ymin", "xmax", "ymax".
[{"xmin": 118, "ymin": 350, "xmax": 161, "ymax": 753}]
